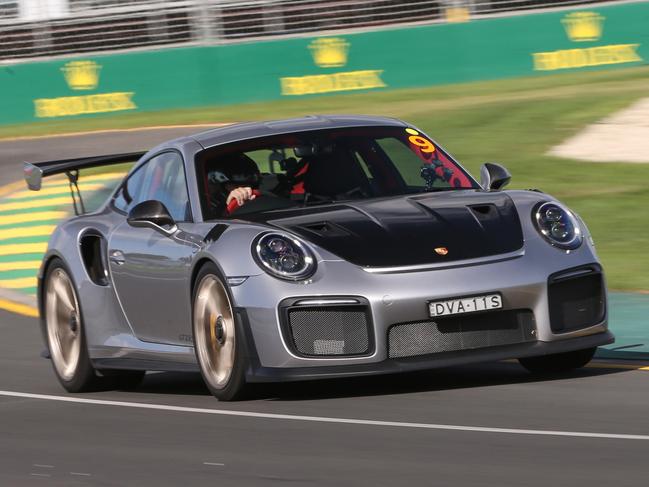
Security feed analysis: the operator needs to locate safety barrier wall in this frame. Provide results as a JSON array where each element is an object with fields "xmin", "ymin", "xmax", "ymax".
[{"xmin": 1, "ymin": 1, "xmax": 648, "ymax": 125}]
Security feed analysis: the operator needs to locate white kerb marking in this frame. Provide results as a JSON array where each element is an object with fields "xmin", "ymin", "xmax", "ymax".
[
  {"xmin": 2, "ymin": 390, "xmax": 649, "ymax": 441},
  {"xmin": 204, "ymin": 462, "xmax": 225, "ymax": 466}
]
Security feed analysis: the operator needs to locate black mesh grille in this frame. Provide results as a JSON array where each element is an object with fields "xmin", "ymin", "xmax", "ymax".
[
  {"xmin": 548, "ymin": 266, "xmax": 605, "ymax": 333},
  {"xmin": 388, "ymin": 310, "xmax": 536, "ymax": 358},
  {"xmin": 287, "ymin": 307, "xmax": 371, "ymax": 357}
]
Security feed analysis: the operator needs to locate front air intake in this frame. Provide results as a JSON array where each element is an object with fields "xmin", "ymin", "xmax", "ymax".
[
  {"xmin": 548, "ymin": 265, "xmax": 606, "ymax": 333},
  {"xmin": 388, "ymin": 309, "xmax": 536, "ymax": 358},
  {"xmin": 280, "ymin": 298, "xmax": 373, "ymax": 357}
]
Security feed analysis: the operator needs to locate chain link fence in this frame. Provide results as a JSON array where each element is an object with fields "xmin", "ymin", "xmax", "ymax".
[{"xmin": 0, "ymin": 0, "xmax": 636, "ymax": 62}]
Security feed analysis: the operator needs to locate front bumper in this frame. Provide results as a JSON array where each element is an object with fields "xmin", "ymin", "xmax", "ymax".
[
  {"xmin": 239, "ymin": 308, "xmax": 613, "ymax": 382},
  {"xmin": 232, "ymin": 241, "xmax": 610, "ymax": 377}
]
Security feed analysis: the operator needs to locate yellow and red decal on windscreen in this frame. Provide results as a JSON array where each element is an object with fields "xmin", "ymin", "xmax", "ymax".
[
  {"xmin": 405, "ymin": 128, "xmax": 472, "ymax": 188},
  {"xmin": 406, "ymin": 128, "xmax": 436, "ymax": 154}
]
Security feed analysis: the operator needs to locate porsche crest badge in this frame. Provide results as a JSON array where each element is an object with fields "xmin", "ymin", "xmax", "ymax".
[{"xmin": 434, "ymin": 247, "xmax": 449, "ymax": 256}]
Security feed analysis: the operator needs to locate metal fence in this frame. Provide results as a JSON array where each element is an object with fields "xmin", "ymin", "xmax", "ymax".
[{"xmin": 0, "ymin": 0, "xmax": 637, "ymax": 62}]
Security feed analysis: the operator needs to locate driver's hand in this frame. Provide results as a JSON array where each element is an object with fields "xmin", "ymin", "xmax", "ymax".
[{"xmin": 226, "ymin": 186, "xmax": 257, "ymax": 207}]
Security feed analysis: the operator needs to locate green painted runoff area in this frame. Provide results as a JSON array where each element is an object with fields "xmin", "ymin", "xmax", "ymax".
[{"xmin": 599, "ymin": 293, "xmax": 649, "ymax": 359}]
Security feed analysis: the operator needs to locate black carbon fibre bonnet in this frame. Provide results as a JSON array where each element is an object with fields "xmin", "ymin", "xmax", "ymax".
[{"xmin": 264, "ymin": 191, "xmax": 524, "ymax": 267}]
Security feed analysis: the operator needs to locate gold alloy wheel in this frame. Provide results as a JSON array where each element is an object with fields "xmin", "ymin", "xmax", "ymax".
[
  {"xmin": 45, "ymin": 268, "xmax": 82, "ymax": 381},
  {"xmin": 193, "ymin": 275, "xmax": 236, "ymax": 390}
]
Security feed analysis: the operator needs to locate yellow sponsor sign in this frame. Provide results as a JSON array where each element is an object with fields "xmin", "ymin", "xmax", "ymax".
[
  {"xmin": 34, "ymin": 92, "xmax": 137, "ymax": 118},
  {"xmin": 281, "ymin": 37, "xmax": 387, "ymax": 96},
  {"xmin": 32, "ymin": 59, "xmax": 137, "ymax": 118},
  {"xmin": 562, "ymin": 12, "xmax": 604, "ymax": 42},
  {"xmin": 446, "ymin": 7, "xmax": 470, "ymax": 23},
  {"xmin": 281, "ymin": 70, "xmax": 386, "ymax": 96},
  {"xmin": 61, "ymin": 60, "xmax": 101, "ymax": 90},
  {"xmin": 309, "ymin": 38, "xmax": 349, "ymax": 68},
  {"xmin": 532, "ymin": 12, "xmax": 642, "ymax": 72},
  {"xmin": 533, "ymin": 44, "xmax": 642, "ymax": 71}
]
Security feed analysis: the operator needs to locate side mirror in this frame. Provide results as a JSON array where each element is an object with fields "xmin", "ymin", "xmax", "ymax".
[
  {"xmin": 480, "ymin": 163, "xmax": 511, "ymax": 191},
  {"xmin": 127, "ymin": 200, "xmax": 177, "ymax": 235}
]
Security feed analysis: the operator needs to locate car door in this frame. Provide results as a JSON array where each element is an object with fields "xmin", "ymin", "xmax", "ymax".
[{"xmin": 108, "ymin": 150, "xmax": 198, "ymax": 346}]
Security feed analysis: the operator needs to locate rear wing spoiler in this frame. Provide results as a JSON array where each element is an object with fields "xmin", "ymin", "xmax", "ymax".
[
  {"xmin": 24, "ymin": 151, "xmax": 145, "ymax": 215},
  {"xmin": 24, "ymin": 152, "xmax": 145, "ymax": 191}
]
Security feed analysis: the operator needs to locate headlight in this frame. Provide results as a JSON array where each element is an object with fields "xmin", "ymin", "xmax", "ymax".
[
  {"xmin": 533, "ymin": 202, "xmax": 583, "ymax": 250},
  {"xmin": 253, "ymin": 232, "xmax": 316, "ymax": 280}
]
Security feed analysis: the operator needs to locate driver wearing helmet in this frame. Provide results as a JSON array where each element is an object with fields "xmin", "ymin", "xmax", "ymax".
[{"xmin": 207, "ymin": 153, "xmax": 261, "ymax": 217}]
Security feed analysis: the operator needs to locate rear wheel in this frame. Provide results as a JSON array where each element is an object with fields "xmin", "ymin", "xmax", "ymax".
[
  {"xmin": 44, "ymin": 258, "xmax": 146, "ymax": 392},
  {"xmin": 518, "ymin": 347, "xmax": 596, "ymax": 374},
  {"xmin": 192, "ymin": 263, "xmax": 248, "ymax": 401},
  {"xmin": 44, "ymin": 259, "xmax": 101, "ymax": 392}
]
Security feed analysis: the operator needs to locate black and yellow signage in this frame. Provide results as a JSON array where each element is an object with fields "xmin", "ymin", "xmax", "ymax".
[
  {"xmin": 281, "ymin": 70, "xmax": 386, "ymax": 96},
  {"xmin": 33, "ymin": 60, "xmax": 137, "ymax": 118},
  {"xmin": 533, "ymin": 44, "xmax": 641, "ymax": 71},
  {"xmin": 34, "ymin": 93, "xmax": 136, "ymax": 118},
  {"xmin": 532, "ymin": 12, "xmax": 643, "ymax": 71},
  {"xmin": 280, "ymin": 37, "xmax": 387, "ymax": 96}
]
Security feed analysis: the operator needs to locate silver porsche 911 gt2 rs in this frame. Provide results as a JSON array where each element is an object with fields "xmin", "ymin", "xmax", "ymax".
[{"xmin": 24, "ymin": 115, "xmax": 612, "ymax": 400}]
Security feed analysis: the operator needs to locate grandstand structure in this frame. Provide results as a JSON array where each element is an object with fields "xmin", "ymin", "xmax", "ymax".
[{"xmin": 0, "ymin": 0, "xmax": 638, "ymax": 62}]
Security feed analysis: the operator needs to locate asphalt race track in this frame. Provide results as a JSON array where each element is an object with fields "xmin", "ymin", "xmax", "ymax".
[
  {"xmin": 2, "ymin": 308, "xmax": 649, "ymax": 487},
  {"xmin": 1, "ymin": 130, "xmax": 649, "ymax": 486}
]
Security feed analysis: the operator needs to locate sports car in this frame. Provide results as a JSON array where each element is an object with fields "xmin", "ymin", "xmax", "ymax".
[{"xmin": 24, "ymin": 115, "xmax": 613, "ymax": 400}]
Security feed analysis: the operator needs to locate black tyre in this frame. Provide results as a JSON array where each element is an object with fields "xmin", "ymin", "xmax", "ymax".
[
  {"xmin": 192, "ymin": 262, "xmax": 249, "ymax": 401},
  {"xmin": 42, "ymin": 258, "xmax": 102, "ymax": 392},
  {"xmin": 518, "ymin": 347, "xmax": 596, "ymax": 374}
]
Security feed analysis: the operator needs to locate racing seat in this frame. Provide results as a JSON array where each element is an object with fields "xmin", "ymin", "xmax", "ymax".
[{"xmin": 302, "ymin": 147, "xmax": 371, "ymax": 201}]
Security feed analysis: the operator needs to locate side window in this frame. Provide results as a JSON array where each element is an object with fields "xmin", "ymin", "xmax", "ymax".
[
  {"xmin": 113, "ymin": 164, "xmax": 146, "ymax": 213},
  {"xmin": 113, "ymin": 152, "xmax": 191, "ymax": 222},
  {"xmin": 139, "ymin": 152, "xmax": 191, "ymax": 222}
]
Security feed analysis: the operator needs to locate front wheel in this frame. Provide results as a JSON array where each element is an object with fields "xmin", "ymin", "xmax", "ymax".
[
  {"xmin": 518, "ymin": 347, "xmax": 596, "ymax": 374},
  {"xmin": 192, "ymin": 264, "xmax": 249, "ymax": 401}
]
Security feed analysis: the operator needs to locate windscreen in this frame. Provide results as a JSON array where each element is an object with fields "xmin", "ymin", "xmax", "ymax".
[{"xmin": 196, "ymin": 126, "xmax": 479, "ymax": 220}]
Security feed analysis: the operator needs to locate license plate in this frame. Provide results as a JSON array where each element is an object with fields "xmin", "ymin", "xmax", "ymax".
[{"xmin": 429, "ymin": 293, "xmax": 502, "ymax": 318}]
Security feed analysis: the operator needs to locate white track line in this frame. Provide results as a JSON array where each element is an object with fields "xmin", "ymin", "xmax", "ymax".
[{"xmin": 1, "ymin": 390, "xmax": 648, "ymax": 441}]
